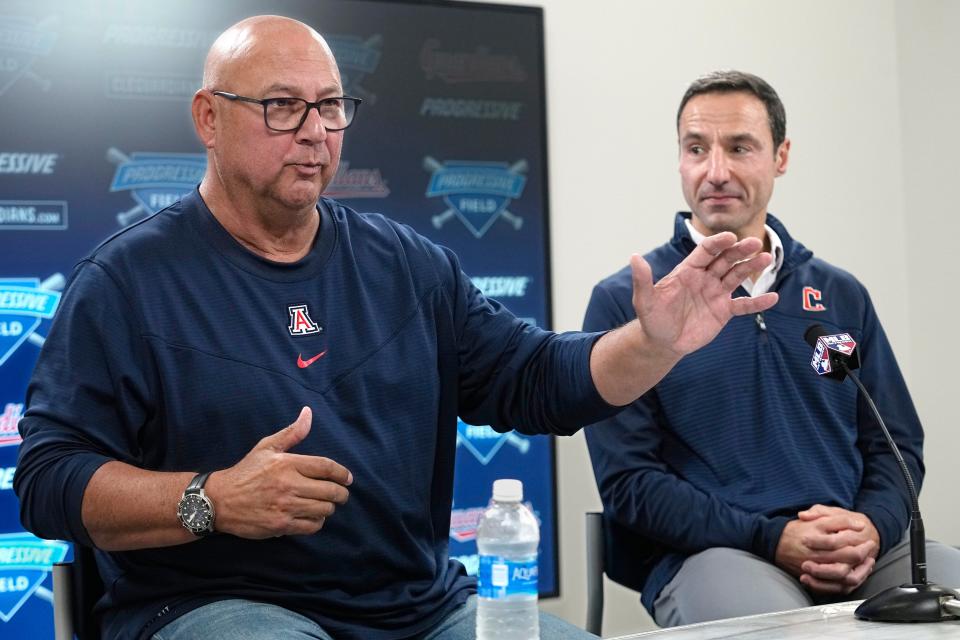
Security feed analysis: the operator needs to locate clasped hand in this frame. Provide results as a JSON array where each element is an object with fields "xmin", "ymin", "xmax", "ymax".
[{"xmin": 775, "ymin": 504, "xmax": 880, "ymax": 594}]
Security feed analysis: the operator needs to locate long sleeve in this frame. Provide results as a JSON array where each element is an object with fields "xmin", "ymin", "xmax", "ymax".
[
  {"xmin": 434, "ymin": 245, "xmax": 617, "ymax": 436},
  {"xmin": 852, "ymin": 291, "xmax": 924, "ymax": 555},
  {"xmin": 582, "ymin": 283, "xmax": 789, "ymax": 560},
  {"xmin": 14, "ymin": 260, "xmax": 155, "ymax": 545}
]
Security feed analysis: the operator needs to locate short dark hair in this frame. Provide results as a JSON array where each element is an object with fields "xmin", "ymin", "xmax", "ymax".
[{"xmin": 677, "ymin": 70, "xmax": 786, "ymax": 152}]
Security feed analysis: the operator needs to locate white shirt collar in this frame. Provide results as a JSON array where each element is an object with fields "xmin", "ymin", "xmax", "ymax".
[{"xmin": 684, "ymin": 217, "xmax": 784, "ymax": 296}]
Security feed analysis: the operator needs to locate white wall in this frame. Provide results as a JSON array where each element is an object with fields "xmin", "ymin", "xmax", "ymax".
[
  {"xmin": 895, "ymin": 1, "xmax": 960, "ymax": 550},
  {"xmin": 470, "ymin": 0, "xmax": 958, "ymax": 636}
]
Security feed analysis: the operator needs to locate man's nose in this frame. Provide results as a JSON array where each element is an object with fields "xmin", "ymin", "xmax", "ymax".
[
  {"xmin": 706, "ymin": 147, "xmax": 730, "ymax": 185},
  {"xmin": 295, "ymin": 105, "xmax": 329, "ymax": 143}
]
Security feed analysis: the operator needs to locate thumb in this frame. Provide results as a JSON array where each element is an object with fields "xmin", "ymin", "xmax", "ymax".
[
  {"xmin": 630, "ymin": 253, "xmax": 655, "ymax": 320},
  {"xmin": 259, "ymin": 406, "xmax": 312, "ymax": 452},
  {"xmin": 798, "ymin": 504, "xmax": 831, "ymax": 521}
]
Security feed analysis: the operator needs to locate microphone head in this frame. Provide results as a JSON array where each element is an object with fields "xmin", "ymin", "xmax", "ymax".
[
  {"xmin": 806, "ymin": 324, "xmax": 860, "ymax": 380},
  {"xmin": 804, "ymin": 323, "xmax": 828, "ymax": 348}
]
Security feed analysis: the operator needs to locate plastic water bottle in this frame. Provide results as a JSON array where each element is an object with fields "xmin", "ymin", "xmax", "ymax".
[{"xmin": 476, "ymin": 478, "xmax": 540, "ymax": 640}]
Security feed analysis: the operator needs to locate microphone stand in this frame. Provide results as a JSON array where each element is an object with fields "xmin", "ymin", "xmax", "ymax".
[{"xmin": 843, "ymin": 364, "xmax": 960, "ymax": 622}]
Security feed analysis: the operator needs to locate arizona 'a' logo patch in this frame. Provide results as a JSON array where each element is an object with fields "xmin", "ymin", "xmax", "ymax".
[
  {"xmin": 288, "ymin": 304, "xmax": 321, "ymax": 336},
  {"xmin": 802, "ymin": 286, "xmax": 826, "ymax": 312}
]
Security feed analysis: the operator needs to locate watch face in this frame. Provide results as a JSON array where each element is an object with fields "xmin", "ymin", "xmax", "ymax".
[{"xmin": 178, "ymin": 494, "xmax": 213, "ymax": 533}]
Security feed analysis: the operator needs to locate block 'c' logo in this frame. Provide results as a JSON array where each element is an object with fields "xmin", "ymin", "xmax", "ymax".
[
  {"xmin": 802, "ymin": 286, "xmax": 826, "ymax": 312},
  {"xmin": 107, "ymin": 148, "xmax": 206, "ymax": 227},
  {"xmin": 0, "ymin": 15, "xmax": 57, "ymax": 96},
  {"xmin": 424, "ymin": 158, "xmax": 527, "ymax": 238}
]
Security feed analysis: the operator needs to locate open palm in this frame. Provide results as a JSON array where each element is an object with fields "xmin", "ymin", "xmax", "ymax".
[{"xmin": 632, "ymin": 232, "xmax": 778, "ymax": 357}]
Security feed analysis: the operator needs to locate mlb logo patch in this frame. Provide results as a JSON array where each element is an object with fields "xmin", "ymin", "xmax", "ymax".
[
  {"xmin": 822, "ymin": 333, "xmax": 856, "ymax": 355},
  {"xmin": 810, "ymin": 340, "xmax": 832, "ymax": 375}
]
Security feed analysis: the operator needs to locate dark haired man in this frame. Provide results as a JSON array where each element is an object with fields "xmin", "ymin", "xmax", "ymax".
[
  {"xmin": 584, "ymin": 70, "xmax": 960, "ymax": 627},
  {"xmin": 14, "ymin": 20, "xmax": 776, "ymax": 640}
]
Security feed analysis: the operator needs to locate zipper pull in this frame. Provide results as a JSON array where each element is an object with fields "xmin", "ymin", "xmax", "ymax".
[{"xmin": 755, "ymin": 312, "xmax": 767, "ymax": 331}]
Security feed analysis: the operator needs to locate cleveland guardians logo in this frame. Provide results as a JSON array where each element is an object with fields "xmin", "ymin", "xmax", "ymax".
[
  {"xmin": 323, "ymin": 161, "xmax": 390, "ymax": 199},
  {"xmin": 0, "ymin": 15, "xmax": 56, "ymax": 97},
  {"xmin": 802, "ymin": 286, "xmax": 826, "ymax": 312},
  {"xmin": 0, "ymin": 402, "xmax": 22, "ymax": 447},
  {"xmin": 107, "ymin": 148, "xmax": 206, "ymax": 226},
  {"xmin": 423, "ymin": 157, "xmax": 527, "ymax": 238},
  {"xmin": 0, "ymin": 274, "xmax": 62, "ymax": 368},
  {"xmin": 326, "ymin": 34, "xmax": 382, "ymax": 104}
]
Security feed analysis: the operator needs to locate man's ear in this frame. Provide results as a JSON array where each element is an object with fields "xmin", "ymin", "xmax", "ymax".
[
  {"xmin": 192, "ymin": 90, "xmax": 217, "ymax": 149},
  {"xmin": 775, "ymin": 138, "xmax": 791, "ymax": 177}
]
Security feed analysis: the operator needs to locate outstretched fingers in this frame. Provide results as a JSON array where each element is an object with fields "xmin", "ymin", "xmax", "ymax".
[
  {"xmin": 730, "ymin": 291, "xmax": 778, "ymax": 316},
  {"xmin": 684, "ymin": 231, "xmax": 739, "ymax": 269}
]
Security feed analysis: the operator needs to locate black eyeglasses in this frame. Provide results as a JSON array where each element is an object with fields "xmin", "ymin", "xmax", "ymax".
[{"xmin": 212, "ymin": 91, "xmax": 362, "ymax": 132}]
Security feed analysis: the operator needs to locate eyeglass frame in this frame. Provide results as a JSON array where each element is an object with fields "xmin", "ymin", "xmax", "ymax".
[{"xmin": 211, "ymin": 91, "xmax": 362, "ymax": 132}]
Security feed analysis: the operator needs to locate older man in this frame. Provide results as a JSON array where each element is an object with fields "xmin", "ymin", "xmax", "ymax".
[
  {"xmin": 16, "ymin": 20, "xmax": 773, "ymax": 639},
  {"xmin": 584, "ymin": 70, "xmax": 960, "ymax": 627}
]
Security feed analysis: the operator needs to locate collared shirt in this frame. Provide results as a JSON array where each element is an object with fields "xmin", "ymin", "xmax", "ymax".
[{"xmin": 684, "ymin": 218, "xmax": 784, "ymax": 296}]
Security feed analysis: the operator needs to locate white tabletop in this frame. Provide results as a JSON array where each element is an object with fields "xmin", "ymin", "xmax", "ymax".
[{"xmin": 609, "ymin": 601, "xmax": 960, "ymax": 639}]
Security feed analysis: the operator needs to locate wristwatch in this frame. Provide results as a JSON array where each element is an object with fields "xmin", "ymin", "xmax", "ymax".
[{"xmin": 177, "ymin": 472, "xmax": 216, "ymax": 536}]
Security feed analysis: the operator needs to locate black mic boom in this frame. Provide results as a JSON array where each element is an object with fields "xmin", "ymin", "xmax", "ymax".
[{"xmin": 803, "ymin": 323, "xmax": 960, "ymax": 622}]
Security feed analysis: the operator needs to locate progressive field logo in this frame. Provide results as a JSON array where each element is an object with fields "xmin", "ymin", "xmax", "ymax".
[
  {"xmin": 326, "ymin": 34, "xmax": 381, "ymax": 104},
  {"xmin": 0, "ymin": 275, "xmax": 62, "ymax": 367},
  {"xmin": 107, "ymin": 148, "xmax": 206, "ymax": 226},
  {"xmin": 0, "ymin": 532, "xmax": 69, "ymax": 622},
  {"xmin": 0, "ymin": 15, "xmax": 56, "ymax": 96},
  {"xmin": 455, "ymin": 418, "xmax": 530, "ymax": 466},
  {"xmin": 423, "ymin": 158, "xmax": 527, "ymax": 238}
]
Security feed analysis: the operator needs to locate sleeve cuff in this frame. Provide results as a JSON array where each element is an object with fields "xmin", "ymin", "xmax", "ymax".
[
  {"xmin": 859, "ymin": 503, "xmax": 904, "ymax": 556},
  {"xmin": 755, "ymin": 515, "xmax": 791, "ymax": 563}
]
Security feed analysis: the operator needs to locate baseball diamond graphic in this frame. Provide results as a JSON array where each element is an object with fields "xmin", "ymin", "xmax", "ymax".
[
  {"xmin": 455, "ymin": 419, "xmax": 530, "ymax": 465},
  {"xmin": 0, "ymin": 15, "xmax": 57, "ymax": 96},
  {"xmin": 0, "ymin": 273, "xmax": 63, "ymax": 367},
  {"xmin": 424, "ymin": 157, "xmax": 526, "ymax": 238},
  {"xmin": 107, "ymin": 148, "xmax": 207, "ymax": 227}
]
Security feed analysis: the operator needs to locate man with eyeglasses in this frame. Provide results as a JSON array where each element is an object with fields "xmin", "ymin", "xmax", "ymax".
[{"xmin": 16, "ymin": 18, "xmax": 775, "ymax": 640}]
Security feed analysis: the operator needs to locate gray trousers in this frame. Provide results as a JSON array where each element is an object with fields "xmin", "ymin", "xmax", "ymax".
[{"xmin": 653, "ymin": 538, "xmax": 960, "ymax": 627}]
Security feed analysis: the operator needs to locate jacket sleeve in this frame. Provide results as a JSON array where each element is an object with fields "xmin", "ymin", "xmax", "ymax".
[
  {"xmin": 852, "ymin": 291, "xmax": 924, "ymax": 555},
  {"xmin": 434, "ymin": 245, "xmax": 618, "ymax": 436},
  {"xmin": 14, "ymin": 260, "xmax": 155, "ymax": 546},
  {"xmin": 582, "ymin": 282, "xmax": 789, "ymax": 561}
]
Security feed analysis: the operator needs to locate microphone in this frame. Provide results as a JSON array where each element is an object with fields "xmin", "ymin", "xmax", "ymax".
[
  {"xmin": 804, "ymin": 324, "xmax": 860, "ymax": 381},
  {"xmin": 804, "ymin": 324, "xmax": 960, "ymax": 621}
]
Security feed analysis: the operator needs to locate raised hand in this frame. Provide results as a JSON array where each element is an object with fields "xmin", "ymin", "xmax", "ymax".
[{"xmin": 631, "ymin": 232, "xmax": 778, "ymax": 358}]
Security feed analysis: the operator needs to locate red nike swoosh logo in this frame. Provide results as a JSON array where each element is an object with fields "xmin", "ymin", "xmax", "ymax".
[{"xmin": 297, "ymin": 350, "xmax": 328, "ymax": 368}]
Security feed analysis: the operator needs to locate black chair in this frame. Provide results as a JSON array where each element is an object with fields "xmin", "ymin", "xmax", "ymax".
[
  {"xmin": 53, "ymin": 543, "xmax": 104, "ymax": 640},
  {"xmin": 585, "ymin": 511, "xmax": 649, "ymax": 636}
]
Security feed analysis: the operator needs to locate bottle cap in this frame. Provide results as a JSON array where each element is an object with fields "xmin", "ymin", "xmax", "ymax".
[{"xmin": 493, "ymin": 479, "xmax": 523, "ymax": 502}]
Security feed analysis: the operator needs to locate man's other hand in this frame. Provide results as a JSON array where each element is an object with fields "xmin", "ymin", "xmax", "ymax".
[
  {"xmin": 206, "ymin": 407, "xmax": 353, "ymax": 539},
  {"xmin": 776, "ymin": 504, "xmax": 880, "ymax": 594}
]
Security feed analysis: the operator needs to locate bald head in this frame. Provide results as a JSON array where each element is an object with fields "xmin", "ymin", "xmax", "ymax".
[{"xmin": 202, "ymin": 15, "xmax": 338, "ymax": 91}]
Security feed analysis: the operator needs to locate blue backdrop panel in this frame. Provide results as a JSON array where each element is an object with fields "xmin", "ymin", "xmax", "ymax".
[{"xmin": 0, "ymin": 0, "xmax": 557, "ymax": 635}]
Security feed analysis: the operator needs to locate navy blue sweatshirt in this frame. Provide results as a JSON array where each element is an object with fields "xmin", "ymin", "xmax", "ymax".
[
  {"xmin": 15, "ymin": 189, "xmax": 614, "ymax": 639},
  {"xmin": 583, "ymin": 212, "xmax": 923, "ymax": 614}
]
